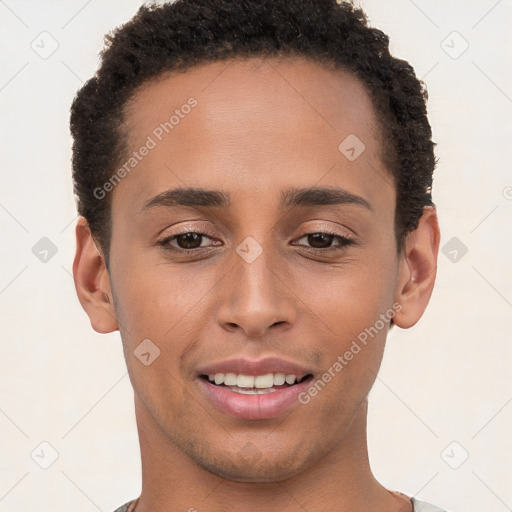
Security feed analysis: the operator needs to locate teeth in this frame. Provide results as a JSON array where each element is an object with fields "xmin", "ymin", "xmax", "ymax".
[
  {"xmin": 254, "ymin": 373, "xmax": 274, "ymax": 388},
  {"xmin": 207, "ymin": 372, "xmax": 305, "ymax": 387},
  {"xmin": 285, "ymin": 374, "xmax": 297, "ymax": 385},
  {"xmin": 273, "ymin": 373, "xmax": 286, "ymax": 385},
  {"xmin": 236, "ymin": 374, "xmax": 254, "ymax": 388},
  {"xmin": 224, "ymin": 373, "xmax": 237, "ymax": 386}
]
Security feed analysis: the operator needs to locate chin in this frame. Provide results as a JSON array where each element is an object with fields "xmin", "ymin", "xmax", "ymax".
[
  {"xmin": 184, "ymin": 439, "xmax": 316, "ymax": 483},
  {"xmin": 200, "ymin": 457, "xmax": 307, "ymax": 483}
]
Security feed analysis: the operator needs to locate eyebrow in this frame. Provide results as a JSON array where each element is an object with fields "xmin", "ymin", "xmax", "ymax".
[{"xmin": 141, "ymin": 186, "xmax": 373, "ymax": 212}]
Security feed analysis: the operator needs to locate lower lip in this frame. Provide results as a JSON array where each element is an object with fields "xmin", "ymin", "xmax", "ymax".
[{"xmin": 198, "ymin": 377, "xmax": 312, "ymax": 420}]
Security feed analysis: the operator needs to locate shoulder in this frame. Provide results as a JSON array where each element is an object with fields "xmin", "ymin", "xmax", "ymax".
[
  {"xmin": 412, "ymin": 497, "xmax": 451, "ymax": 512},
  {"xmin": 112, "ymin": 500, "xmax": 136, "ymax": 512},
  {"xmin": 112, "ymin": 496, "xmax": 452, "ymax": 511}
]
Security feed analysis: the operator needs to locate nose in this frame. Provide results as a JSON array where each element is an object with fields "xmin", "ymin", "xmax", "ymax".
[{"xmin": 216, "ymin": 242, "xmax": 296, "ymax": 340}]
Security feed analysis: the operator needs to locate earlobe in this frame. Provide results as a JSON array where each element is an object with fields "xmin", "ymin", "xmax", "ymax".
[
  {"xmin": 72, "ymin": 217, "xmax": 119, "ymax": 334},
  {"xmin": 393, "ymin": 206, "xmax": 440, "ymax": 329}
]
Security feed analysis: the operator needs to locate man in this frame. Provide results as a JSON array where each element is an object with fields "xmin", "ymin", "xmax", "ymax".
[{"xmin": 70, "ymin": 0, "xmax": 445, "ymax": 511}]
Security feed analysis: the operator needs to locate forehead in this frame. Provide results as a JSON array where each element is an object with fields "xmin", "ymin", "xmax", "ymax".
[
  {"xmin": 115, "ymin": 56, "xmax": 393, "ymax": 213},
  {"xmin": 124, "ymin": 56, "xmax": 380, "ymax": 146}
]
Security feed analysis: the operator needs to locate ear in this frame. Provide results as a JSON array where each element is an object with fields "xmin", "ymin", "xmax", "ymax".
[
  {"xmin": 72, "ymin": 217, "xmax": 119, "ymax": 333},
  {"xmin": 393, "ymin": 206, "xmax": 440, "ymax": 329}
]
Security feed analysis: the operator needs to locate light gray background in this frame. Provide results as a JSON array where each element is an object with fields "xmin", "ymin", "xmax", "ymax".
[{"xmin": 0, "ymin": 1, "xmax": 511, "ymax": 511}]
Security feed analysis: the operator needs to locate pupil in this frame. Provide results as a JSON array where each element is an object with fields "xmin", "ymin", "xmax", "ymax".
[
  {"xmin": 177, "ymin": 233, "xmax": 202, "ymax": 249},
  {"xmin": 308, "ymin": 233, "xmax": 333, "ymax": 248}
]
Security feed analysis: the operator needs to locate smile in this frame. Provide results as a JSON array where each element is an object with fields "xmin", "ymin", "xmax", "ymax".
[
  {"xmin": 199, "ymin": 371, "xmax": 313, "ymax": 419},
  {"xmin": 206, "ymin": 372, "xmax": 309, "ymax": 390}
]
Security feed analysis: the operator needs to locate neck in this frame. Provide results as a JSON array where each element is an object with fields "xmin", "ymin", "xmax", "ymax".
[{"xmin": 133, "ymin": 397, "xmax": 411, "ymax": 512}]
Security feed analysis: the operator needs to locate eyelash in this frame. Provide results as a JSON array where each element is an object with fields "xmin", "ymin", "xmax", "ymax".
[{"xmin": 157, "ymin": 229, "xmax": 355, "ymax": 255}]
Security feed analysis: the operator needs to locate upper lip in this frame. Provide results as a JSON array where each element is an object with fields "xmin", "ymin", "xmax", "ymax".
[{"xmin": 198, "ymin": 357, "xmax": 312, "ymax": 378}]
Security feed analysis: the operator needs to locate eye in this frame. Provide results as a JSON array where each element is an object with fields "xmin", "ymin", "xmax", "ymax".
[
  {"xmin": 158, "ymin": 231, "xmax": 219, "ymax": 252},
  {"xmin": 293, "ymin": 231, "xmax": 355, "ymax": 252},
  {"xmin": 157, "ymin": 229, "xmax": 355, "ymax": 255}
]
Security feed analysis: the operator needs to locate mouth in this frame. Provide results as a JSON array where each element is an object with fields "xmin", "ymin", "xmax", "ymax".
[
  {"xmin": 200, "ymin": 372, "xmax": 313, "ymax": 394},
  {"xmin": 197, "ymin": 367, "xmax": 314, "ymax": 420}
]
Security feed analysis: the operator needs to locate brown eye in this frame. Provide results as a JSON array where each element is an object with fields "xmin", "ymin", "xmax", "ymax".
[
  {"xmin": 306, "ymin": 233, "xmax": 336, "ymax": 249},
  {"xmin": 293, "ymin": 231, "xmax": 355, "ymax": 252},
  {"xmin": 158, "ymin": 231, "xmax": 217, "ymax": 252},
  {"xmin": 175, "ymin": 232, "xmax": 203, "ymax": 249}
]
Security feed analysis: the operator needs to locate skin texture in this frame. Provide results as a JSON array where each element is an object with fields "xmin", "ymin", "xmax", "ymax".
[{"xmin": 73, "ymin": 57, "xmax": 440, "ymax": 512}]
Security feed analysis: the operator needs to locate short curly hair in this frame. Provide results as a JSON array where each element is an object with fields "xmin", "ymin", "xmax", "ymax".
[{"xmin": 70, "ymin": 0, "xmax": 436, "ymax": 265}]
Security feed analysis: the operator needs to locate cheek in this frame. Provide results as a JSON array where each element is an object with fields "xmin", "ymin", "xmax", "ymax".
[
  {"xmin": 297, "ymin": 270, "xmax": 393, "ymax": 426},
  {"xmin": 110, "ymin": 259, "xmax": 211, "ymax": 416},
  {"xmin": 296, "ymin": 256, "xmax": 397, "ymax": 341},
  {"xmin": 111, "ymin": 255, "xmax": 215, "ymax": 340},
  {"xmin": 291, "ymin": 247, "xmax": 397, "ymax": 401},
  {"xmin": 109, "ymin": 256, "xmax": 218, "ymax": 403}
]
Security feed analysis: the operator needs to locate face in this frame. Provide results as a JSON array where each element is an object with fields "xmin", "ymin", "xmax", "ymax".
[{"xmin": 97, "ymin": 57, "xmax": 407, "ymax": 481}]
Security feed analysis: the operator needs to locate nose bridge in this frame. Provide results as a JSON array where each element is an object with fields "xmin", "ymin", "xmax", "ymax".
[
  {"xmin": 216, "ymin": 235, "xmax": 295, "ymax": 337},
  {"xmin": 235, "ymin": 237, "xmax": 275, "ymax": 301}
]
